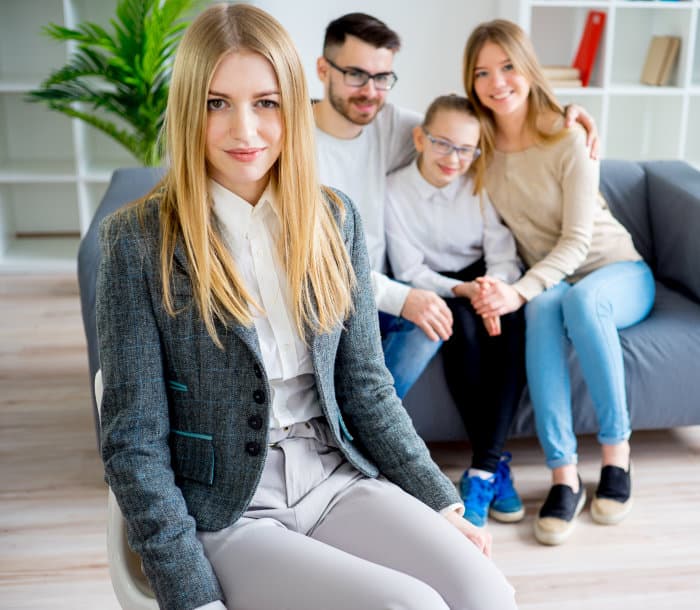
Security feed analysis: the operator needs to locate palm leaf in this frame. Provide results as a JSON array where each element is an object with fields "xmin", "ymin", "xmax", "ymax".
[{"xmin": 27, "ymin": 0, "xmax": 202, "ymax": 167}]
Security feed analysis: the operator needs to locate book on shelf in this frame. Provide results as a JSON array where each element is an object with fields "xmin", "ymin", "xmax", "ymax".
[
  {"xmin": 657, "ymin": 37, "xmax": 681, "ymax": 85},
  {"xmin": 547, "ymin": 78, "xmax": 583, "ymax": 88},
  {"xmin": 542, "ymin": 66, "xmax": 580, "ymax": 80},
  {"xmin": 542, "ymin": 66, "xmax": 582, "ymax": 88},
  {"xmin": 572, "ymin": 10, "xmax": 606, "ymax": 87},
  {"xmin": 641, "ymin": 35, "xmax": 681, "ymax": 86},
  {"xmin": 641, "ymin": 37, "xmax": 668, "ymax": 84}
]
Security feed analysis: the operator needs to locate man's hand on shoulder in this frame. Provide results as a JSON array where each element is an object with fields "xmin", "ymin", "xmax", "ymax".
[
  {"xmin": 400, "ymin": 288, "xmax": 453, "ymax": 342},
  {"xmin": 564, "ymin": 103, "xmax": 599, "ymax": 160}
]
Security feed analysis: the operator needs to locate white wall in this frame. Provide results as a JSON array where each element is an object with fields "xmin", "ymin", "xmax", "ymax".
[{"xmin": 253, "ymin": 0, "xmax": 497, "ymax": 114}]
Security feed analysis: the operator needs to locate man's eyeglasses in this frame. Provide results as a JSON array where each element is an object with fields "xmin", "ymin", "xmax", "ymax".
[
  {"xmin": 422, "ymin": 129, "xmax": 481, "ymax": 160},
  {"xmin": 324, "ymin": 57, "xmax": 398, "ymax": 91}
]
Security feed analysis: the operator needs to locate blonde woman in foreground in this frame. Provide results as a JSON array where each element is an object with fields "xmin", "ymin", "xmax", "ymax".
[{"xmin": 97, "ymin": 4, "xmax": 517, "ymax": 609}]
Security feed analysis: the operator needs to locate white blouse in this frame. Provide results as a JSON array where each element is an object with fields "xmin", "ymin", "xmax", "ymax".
[{"xmin": 211, "ymin": 179, "xmax": 322, "ymax": 429}]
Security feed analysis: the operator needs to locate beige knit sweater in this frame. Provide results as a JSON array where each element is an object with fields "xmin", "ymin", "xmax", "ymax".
[{"xmin": 485, "ymin": 123, "xmax": 641, "ymax": 301}]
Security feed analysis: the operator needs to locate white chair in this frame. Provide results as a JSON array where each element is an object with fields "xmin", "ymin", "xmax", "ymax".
[{"xmin": 95, "ymin": 370, "xmax": 159, "ymax": 609}]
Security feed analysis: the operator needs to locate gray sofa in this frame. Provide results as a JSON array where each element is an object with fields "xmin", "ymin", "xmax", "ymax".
[
  {"xmin": 78, "ymin": 160, "xmax": 700, "ymax": 445},
  {"xmin": 405, "ymin": 160, "xmax": 700, "ymax": 440}
]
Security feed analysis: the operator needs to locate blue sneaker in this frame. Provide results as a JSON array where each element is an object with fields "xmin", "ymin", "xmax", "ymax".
[
  {"xmin": 489, "ymin": 452, "xmax": 525, "ymax": 523},
  {"xmin": 460, "ymin": 471, "xmax": 496, "ymax": 527}
]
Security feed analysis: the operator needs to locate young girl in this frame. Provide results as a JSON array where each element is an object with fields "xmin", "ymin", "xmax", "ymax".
[
  {"xmin": 463, "ymin": 20, "xmax": 655, "ymax": 545},
  {"xmin": 97, "ymin": 4, "xmax": 517, "ymax": 609},
  {"xmin": 385, "ymin": 94, "xmax": 525, "ymax": 528}
]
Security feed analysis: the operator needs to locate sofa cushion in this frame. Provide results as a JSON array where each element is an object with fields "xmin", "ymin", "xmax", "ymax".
[
  {"xmin": 644, "ymin": 161, "xmax": 700, "ymax": 304},
  {"xmin": 599, "ymin": 160, "xmax": 654, "ymax": 266},
  {"xmin": 507, "ymin": 282, "xmax": 700, "ymax": 436},
  {"xmin": 619, "ymin": 282, "xmax": 700, "ymax": 428}
]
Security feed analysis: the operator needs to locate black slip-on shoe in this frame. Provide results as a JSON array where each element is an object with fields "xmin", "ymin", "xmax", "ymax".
[
  {"xmin": 534, "ymin": 475, "xmax": 586, "ymax": 546},
  {"xmin": 591, "ymin": 464, "xmax": 632, "ymax": 525}
]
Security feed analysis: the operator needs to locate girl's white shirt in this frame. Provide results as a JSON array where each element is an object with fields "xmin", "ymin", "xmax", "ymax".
[{"xmin": 385, "ymin": 160, "xmax": 521, "ymax": 297}]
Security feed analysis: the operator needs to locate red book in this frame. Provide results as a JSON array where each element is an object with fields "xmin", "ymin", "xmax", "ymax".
[{"xmin": 572, "ymin": 10, "xmax": 606, "ymax": 86}]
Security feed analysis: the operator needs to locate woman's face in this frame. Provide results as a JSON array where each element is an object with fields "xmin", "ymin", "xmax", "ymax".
[
  {"xmin": 472, "ymin": 41, "xmax": 530, "ymax": 119},
  {"xmin": 205, "ymin": 50, "xmax": 283, "ymax": 204}
]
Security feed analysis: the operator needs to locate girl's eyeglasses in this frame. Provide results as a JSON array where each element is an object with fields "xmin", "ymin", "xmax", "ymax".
[{"xmin": 423, "ymin": 129, "xmax": 481, "ymax": 160}]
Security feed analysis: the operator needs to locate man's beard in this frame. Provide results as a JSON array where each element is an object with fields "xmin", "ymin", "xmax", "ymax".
[{"xmin": 328, "ymin": 80, "xmax": 384, "ymax": 126}]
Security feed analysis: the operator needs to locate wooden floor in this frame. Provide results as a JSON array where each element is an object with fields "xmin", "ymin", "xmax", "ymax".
[{"xmin": 1, "ymin": 273, "xmax": 699, "ymax": 610}]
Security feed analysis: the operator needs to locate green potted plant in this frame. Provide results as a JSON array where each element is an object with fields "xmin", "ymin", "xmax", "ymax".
[{"xmin": 28, "ymin": 0, "xmax": 201, "ymax": 167}]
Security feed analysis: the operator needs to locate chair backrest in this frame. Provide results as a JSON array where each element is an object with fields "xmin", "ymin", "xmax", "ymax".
[
  {"xmin": 80, "ymin": 168, "xmax": 164, "ymax": 447},
  {"xmin": 96, "ymin": 370, "xmax": 159, "ymax": 610}
]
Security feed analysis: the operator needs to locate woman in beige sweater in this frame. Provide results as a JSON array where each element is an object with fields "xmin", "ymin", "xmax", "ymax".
[{"xmin": 462, "ymin": 20, "xmax": 656, "ymax": 546}]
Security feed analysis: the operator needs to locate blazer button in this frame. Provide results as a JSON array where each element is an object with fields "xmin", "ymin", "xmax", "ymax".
[
  {"xmin": 253, "ymin": 389, "xmax": 265, "ymax": 404},
  {"xmin": 248, "ymin": 414, "xmax": 263, "ymax": 430},
  {"xmin": 245, "ymin": 441, "xmax": 261, "ymax": 456},
  {"xmin": 253, "ymin": 364, "xmax": 263, "ymax": 379}
]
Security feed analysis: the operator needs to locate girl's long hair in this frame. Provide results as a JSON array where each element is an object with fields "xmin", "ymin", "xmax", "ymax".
[
  {"xmin": 153, "ymin": 3, "xmax": 354, "ymax": 346},
  {"xmin": 462, "ymin": 19, "xmax": 565, "ymax": 190}
]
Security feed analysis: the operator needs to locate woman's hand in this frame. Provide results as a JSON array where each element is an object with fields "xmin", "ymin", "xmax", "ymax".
[
  {"xmin": 452, "ymin": 280, "xmax": 502, "ymax": 335},
  {"xmin": 471, "ymin": 277, "xmax": 525, "ymax": 318},
  {"xmin": 443, "ymin": 509, "xmax": 492, "ymax": 558},
  {"xmin": 482, "ymin": 315, "xmax": 501, "ymax": 337},
  {"xmin": 564, "ymin": 103, "xmax": 599, "ymax": 160}
]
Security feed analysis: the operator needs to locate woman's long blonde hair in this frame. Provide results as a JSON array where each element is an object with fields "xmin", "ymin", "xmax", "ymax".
[
  {"xmin": 462, "ymin": 19, "xmax": 564, "ymax": 190},
  {"xmin": 152, "ymin": 3, "xmax": 354, "ymax": 346}
]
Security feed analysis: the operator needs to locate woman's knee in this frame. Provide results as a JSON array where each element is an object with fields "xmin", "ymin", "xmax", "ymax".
[
  {"xmin": 379, "ymin": 577, "xmax": 450, "ymax": 610},
  {"xmin": 429, "ymin": 538, "xmax": 518, "ymax": 610},
  {"xmin": 441, "ymin": 567, "xmax": 518, "ymax": 610},
  {"xmin": 524, "ymin": 287, "xmax": 566, "ymax": 329},
  {"xmin": 561, "ymin": 283, "xmax": 607, "ymax": 331}
]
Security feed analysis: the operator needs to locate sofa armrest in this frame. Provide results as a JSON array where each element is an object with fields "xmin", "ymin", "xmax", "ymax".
[
  {"xmin": 644, "ymin": 161, "xmax": 700, "ymax": 304},
  {"xmin": 600, "ymin": 160, "xmax": 654, "ymax": 266}
]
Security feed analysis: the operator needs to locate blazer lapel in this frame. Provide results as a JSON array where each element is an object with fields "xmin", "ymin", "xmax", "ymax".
[
  {"xmin": 306, "ymin": 301, "xmax": 342, "ymax": 398},
  {"xmin": 226, "ymin": 321, "xmax": 262, "ymax": 363}
]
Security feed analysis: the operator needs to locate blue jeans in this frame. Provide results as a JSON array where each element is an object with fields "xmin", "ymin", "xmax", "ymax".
[
  {"xmin": 378, "ymin": 312, "xmax": 442, "ymax": 399},
  {"xmin": 524, "ymin": 261, "xmax": 655, "ymax": 469}
]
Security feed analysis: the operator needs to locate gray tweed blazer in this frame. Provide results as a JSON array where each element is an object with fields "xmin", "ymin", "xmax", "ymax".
[{"xmin": 97, "ymin": 189, "xmax": 460, "ymax": 610}]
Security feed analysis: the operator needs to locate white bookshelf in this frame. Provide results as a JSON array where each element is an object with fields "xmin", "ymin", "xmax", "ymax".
[
  {"xmin": 2, "ymin": 0, "xmax": 699, "ymax": 272},
  {"xmin": 0, "ymin": 0, "xmax": 135, "ymax": 272},
  {"xmin": 499, "ymin": 0, "xmax": 700, "ymax": 165}
]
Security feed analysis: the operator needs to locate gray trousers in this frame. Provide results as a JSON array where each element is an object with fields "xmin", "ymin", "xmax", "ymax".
[{"xmin": 197, "ymin": 419, "xmax": 517, "ymax": 610}]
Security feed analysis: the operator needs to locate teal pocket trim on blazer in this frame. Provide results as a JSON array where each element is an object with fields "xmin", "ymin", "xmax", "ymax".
[
  {"xmin": 338, "ymin": 415, "xmax": 354, "ymax": 442},
  {"xmin": 170, "ymin": 430, "xmax": 215, "ymax": 485},
  {"xmin": 168, "ymin": 380, "xmax": 189, "ymax": 392},
  {"xmin": 171, "ymin": 429, "xmax": 213, "ymax": 441}
]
